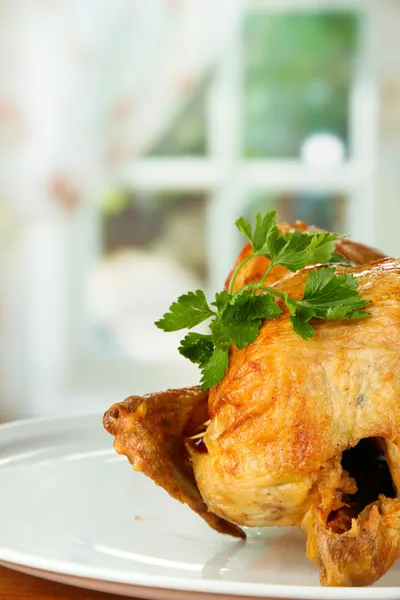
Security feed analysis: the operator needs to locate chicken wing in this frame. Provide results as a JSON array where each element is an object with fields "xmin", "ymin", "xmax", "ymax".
[{"xmin": 103, "ymin": 387, "xmax": 244, "ymax": 539}]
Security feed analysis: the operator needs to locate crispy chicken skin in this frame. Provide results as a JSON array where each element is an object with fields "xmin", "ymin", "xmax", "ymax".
[
  {"xmin": 195, "ymin": 258, "xmax": 400, "ymax": 585},
  {"xmin": 103, "ymin": 387, "xmax": 244, "ymax": 539},
  {"xmin": 103, "ymin": 226, "xmax": 399, "ymax": 587}
]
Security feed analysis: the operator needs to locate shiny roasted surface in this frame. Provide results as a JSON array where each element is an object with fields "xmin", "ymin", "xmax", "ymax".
[{"xmin": 194, "ymin": 258, "xmax": 400, "ymax": 585}]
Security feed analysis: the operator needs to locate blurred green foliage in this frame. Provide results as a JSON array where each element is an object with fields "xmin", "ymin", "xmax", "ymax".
[
  {"xmin": 243, "ymin": 12, "xmax": 359, "ymax": 158},
  {"xmin": 146, "ymin": 12, "xmax": 358, "ymax": 159},
  {"xmin": 101, "ymin": 187, "xmax": 131, "ymax": 215}
]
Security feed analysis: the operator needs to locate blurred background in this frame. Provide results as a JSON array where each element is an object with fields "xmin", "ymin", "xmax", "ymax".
[{"xmin": 0, "ymin": 0, "xmax": 399, "ymax": 421}]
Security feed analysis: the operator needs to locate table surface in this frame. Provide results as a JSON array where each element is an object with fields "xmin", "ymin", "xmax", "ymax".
[
  {"xmin": 0, "ymin": 566, "xmax": 136, "ymax": 600},
  {"xmin": 0, "ymin": 565, "xmax": 283, "ymax": 600}
]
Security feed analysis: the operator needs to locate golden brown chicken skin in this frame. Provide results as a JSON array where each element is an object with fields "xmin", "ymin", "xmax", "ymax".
[{"xmin": 194, "ymin": 258, "xmax": 400, "ymax": 586}]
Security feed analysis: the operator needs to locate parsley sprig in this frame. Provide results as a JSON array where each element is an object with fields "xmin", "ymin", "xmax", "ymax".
[{"xmin": 155, "ymin": 211, "xmax": 370, "ymax": 390}]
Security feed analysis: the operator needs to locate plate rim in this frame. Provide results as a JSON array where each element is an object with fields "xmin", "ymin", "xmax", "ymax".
[
  {"xmin": 1, "ymin": 546, "xmax": 400, "ymax": 600},
  {"xmin": 1, "ymin": 412, "xmax": 400, "ymax": 600}
]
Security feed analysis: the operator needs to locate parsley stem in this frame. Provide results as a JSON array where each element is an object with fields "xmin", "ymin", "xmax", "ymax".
[
  {"xmin": 237, "ymin": 283, "xmax": 286, "ymax": 300},
  {"xmin": 255, "ymin": 261, "xmax": 275, "ymax": 288},
  {"xmin": 230, "ymin": 258, "xmax": 287, "ymax": 302},
  {"xmin": 258, "ymin": 286, "xmax": 286, "ymax": 299},
  {"xmin": 228, "ymin": 254, "xmax": 253, "ymax": 294}
]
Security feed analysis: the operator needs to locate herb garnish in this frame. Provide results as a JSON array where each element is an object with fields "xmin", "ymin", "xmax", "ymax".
[{"xmin": 155, "ymin": 211, "xmax": 370, "ymax": 390}]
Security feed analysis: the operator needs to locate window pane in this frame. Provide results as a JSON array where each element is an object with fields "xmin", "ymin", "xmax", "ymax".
[
  {"xmin": 101, "ymin": 189, "xmax": 208, "ymax": 281},
  {"xmin": 239, "ymin": 190, "xmax": 346, "ymax": 249},
  {"xmin": 86, "ymin": 190, "xmax": 208, "ymax": 360},
  {"xmin": 243, "ymin": 12, "xmax": 359, "ymax": 158},
  {"xmin": 146, "ymin": 81, "xmax": 207, "ymax": 156}
]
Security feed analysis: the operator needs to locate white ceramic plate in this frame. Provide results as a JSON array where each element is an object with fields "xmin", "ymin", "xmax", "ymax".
[{"xmin": 0, "ymin": 414, "xmax": 399, "ymax": 600}]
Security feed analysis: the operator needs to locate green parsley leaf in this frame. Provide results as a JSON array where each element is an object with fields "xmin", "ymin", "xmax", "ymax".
[
  {"xmin": 286, "ymin": 299, "xmax": 316, "ymax": 341},
  {"xmin": 211, "ymin": 290, "xmax": 232, "ymax": 312},
  {"xmin": 235, "ymin": 210, "xmax": 342, "ymax": 272},
  {"xmin": 325, "ymin": 305, "xmax": 369, "ymax": 321},
  {"xmin": 155, "ymin": 290, "xmax": 214, "ymax": 332},
  {"xmin": 235, "ymin": 217, "xmax": 253, "ymax": 245},
  {"xmin": 275, "ymin": 231, "xmax": 342, "ymax": 272},
  {"xmin": 200, "ymin": 347, "xmax": 229, "ymax": 391},
  {"xmin": 232, "ymin": 289, "xmax": 282, "ymax": 320},
  {"xmin": 178, "ymin": 333, "xmax": 214, "ymax": 366},
  {"xmin": 302, "ymin": 267, "xmax": 370, "ymax": 317},
  {"xmin": 328, "ymin": 253, "xmax": 356, "ymax": 266},
  {"xmin": 211, "ymin": 292, "xmax": 281, "ymax": 350},
  {"xmin": 272, "ymin": 230, "xmax": 312, "ymax": 271},
  {"xmin": 286, "ymin": 267, "xmax": 370, "ymax": 340},
  {"xmin": 211, "ymin": 310, "xmax": 261, "ymax": 350},
  {"xmin": 252, "ymin": 211, "xmax": 280, "ymax": 254},
  {"xmin": 307, "ymin": 232, "xmax": 344, "ymax": 265}
]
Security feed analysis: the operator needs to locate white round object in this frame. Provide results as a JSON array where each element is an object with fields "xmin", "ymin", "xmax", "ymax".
[{"xmin": 301, "ymin": 133, "xmax": 345, "ymax": 169}]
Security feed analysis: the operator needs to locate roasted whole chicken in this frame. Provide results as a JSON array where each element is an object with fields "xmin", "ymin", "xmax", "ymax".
[{"xmin": 104, "ymin": 222, "xmax": 400, "ymax": 587}]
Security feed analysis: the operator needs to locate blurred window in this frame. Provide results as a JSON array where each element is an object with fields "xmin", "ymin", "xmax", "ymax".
[
  {"xmin": 86, "ymin": 190, "xmax": 208, "ymax": 361},
  {"xmin": 101, "ymin": 189, "xmax": 207, "ymax": 282},
  {"xmin": 243, "ymin": 12, "xmax": 359, "ymax": 158}
]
